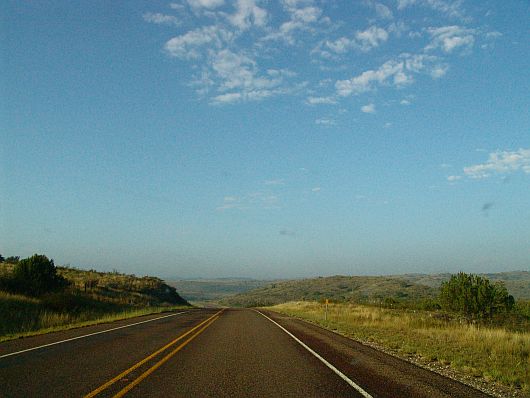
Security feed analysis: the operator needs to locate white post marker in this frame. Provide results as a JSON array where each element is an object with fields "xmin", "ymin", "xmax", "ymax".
[{"xmin": 255, "ymin": 309, "xmax": 373, "ymax": 398}]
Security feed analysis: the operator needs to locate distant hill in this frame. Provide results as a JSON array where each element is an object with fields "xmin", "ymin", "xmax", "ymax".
[
  {"xmin": 168, "ymin": 278, "xmax": 271, "ymax": 304},
  {"xmin": 395, "ymin": 271, "xmax": 530, "ymax": 300},
  {"xmin": 221, "ymin": 271, "xmax": 529, "ymax": 307}
]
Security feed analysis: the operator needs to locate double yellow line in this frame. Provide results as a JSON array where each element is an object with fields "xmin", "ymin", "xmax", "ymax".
[{"xmin": 85, "ymin": 309, "xmax": 223, "ymax": 398}]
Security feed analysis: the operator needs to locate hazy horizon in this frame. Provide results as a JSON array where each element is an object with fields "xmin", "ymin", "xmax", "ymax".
[{"xmin": 2, "ymin": 1, "xmax": 529, "ymax": 280}]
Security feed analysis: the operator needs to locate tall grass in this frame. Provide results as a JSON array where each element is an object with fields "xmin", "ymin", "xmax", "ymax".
[
  {"xmin": 269, "ymin": 301, "xmax": 530, "ymax": 393},
  {"xmin": 0, "ymin": 291, "xmax": 187, "ymax": 342}
]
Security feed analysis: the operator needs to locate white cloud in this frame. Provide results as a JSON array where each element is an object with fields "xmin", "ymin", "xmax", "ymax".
[
  {"xmin": 169, "ymin": 3, "xmax": 185, "ymax": 10},
  {"xmin": 430, "ymin": 64, "xmax": 449, "ymax": 78},
  {"xmin": 315, "ymin": 117, "xmax": 336, "ymax": 126},
  {"xmin": 143, "ymin": 13, "xmax": 180, "ymax": 26},
  {"xmin": 363, "ymin": 0, "xmax": 394, "ymax": 19},
  {"xmin": 212, "ymin": 49, "xmax": 258, "ymax": 90},
  {"xmin": 361, "ymin": 103, "xmax": 376, "ymax": 113},
  {"xmin": 481, "ymin": 31, "xmax": 502, "ymax": 50},
  {"xmin": 317, "ymin": 26, "xmax": 389, "ymax": 57},
  {"xmin": 336, "ymin": 53, "xmax": 447, "ymax": 97},
  {"xmin": 355, "ymin": 26, "xmax": 389, "ymax": 52},
  {"xmin": 426, "ymin": 26, "xmax": 475, "ymax": 53},
  {"xmin": 335, "ymin": 59, "xmax": 406, "ymax": 96},
  {"xmin": 208, "ymin": 50, "xmax": 297, "ymax": 103},
  {"xmin": 211, "ymin": 92, "xmax": 243, "ymax": 104},
  {"xmin": 187, "ymin": 0, "xmax": 225, "ymax": 10},
  {"xmin": 324, "ymin": 37, "xmax": 352, "ymax": 54},
  {"xmin": 311, "ymin": 187, "xmax": 321, "ymax": 192},
  {"xmin": 447, "ymin": 175, "xmax": 461, "ymax": 181},
  {"xmin": 397, "ymin": 0, "xmax": 467, "ymax": 20},
  {"xmin": 217, "ymin": 195, "xmax": 245, "ymax": 210},
  {"xmin": 264, "ymin": 179, "xmax": 285, "ymax": 185},
  {"xmin": 165, "ymin": 26, "xmax": 232, "ymax": 59},
  {"xmin": 227, "ymin": 0, "xmax": 268, "ymax": 30},
  {"xmin": 262, "ymin": 1, "xmax": 323, "ymax": 44},
  {"xmin": 400, "ymin": 99, "xmax": 411, "ymax": 105},
  {"xmin": 217, "ymin": 191, "xmax": 280, "ymax": 210},
  {"xmin": 463, "ymin": 148, "xmax": 530, "ymax": 179},
  {"xmin": 306, "ymin": 96, "xmax": 337, "ymax": 105},
  {"xmin": 375, "ymin": 3, "xmax": 394, "ymax": 19},
  {"xmin": 147, "ymin": 0, "xmax": 477, "ymax": 106}
]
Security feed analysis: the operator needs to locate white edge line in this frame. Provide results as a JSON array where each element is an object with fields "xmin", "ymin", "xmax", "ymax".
[
  {"xmin": 0, "ymin": 311, "xmax": 189, "ymax": 359},
  {"xmin": 255, "ymin": 310, "xmax": 373, "ymax": 398}
]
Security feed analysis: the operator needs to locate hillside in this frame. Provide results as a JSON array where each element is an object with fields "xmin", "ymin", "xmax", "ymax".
[
  {"xmin": 221, "ymin": 271, "xmax": 529, "ymax": 307},
  {"xmin": 395, "ymin": 271, "xmax": 530, "ymax": 300},
  {"xmin": 57, "ymin": 266, "xmax": 189, "ymax": 306},
  {"xmin": 221, "ymin": 275, "xmax": 437, "ymax": 307},
  {"xmin": 0, "ymin": 259, "xmax": 190, "ymax": 340},
  {"xmin": 0, "ymin": 262, "xmax": 189, "ymax": 307}
]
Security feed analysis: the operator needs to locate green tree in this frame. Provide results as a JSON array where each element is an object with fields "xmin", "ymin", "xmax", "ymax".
[
  {"xmin": 0, "ymin": 254, "xmax": 4, "ymax": 262},
  {"xmin": 5, "ymin": 256, "xmax": 20, "ymax": 264},
  {"xmin": 12, "ymin": 254, "xmax": 68, "ymax": 296},
  {"xmin": 439, "ymin": 272, "xmax": 514, "ymax": 319}
]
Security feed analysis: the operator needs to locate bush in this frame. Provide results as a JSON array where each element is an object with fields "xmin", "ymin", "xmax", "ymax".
[
  {"xmin": 440, "ymin": 272, "xmax": 514, "ymax": 320},
  {"xmin": 11, "ymin": 254, "xmax": 68, "ymax": 296}
]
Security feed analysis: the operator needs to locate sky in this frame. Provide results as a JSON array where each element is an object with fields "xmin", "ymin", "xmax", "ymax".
[{"xmin": 1, "ymin": 0, "xmax": 529, "ymax": 279}]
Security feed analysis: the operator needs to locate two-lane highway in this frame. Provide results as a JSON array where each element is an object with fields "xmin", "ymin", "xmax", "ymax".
[{"xmin": 0, "ymin": 308, "xmax": 490, "ymax": 397}]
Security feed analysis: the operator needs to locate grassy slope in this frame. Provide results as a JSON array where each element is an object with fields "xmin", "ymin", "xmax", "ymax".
[
  {"xmin": 222, "ymin": 275, "xmax": 438, "ymax": 307},
  {"xmin": 0, "ymin": 263, "xmax": 190, "ymax": 341},
  {"xmin": 269, "ymin": 301, "xmax": 529, "ymax": 396},
  {"xmin": 57, "ymin": 266, "xmax": 189, "ymax": 306},
  {"xmin": 221, "ymin": 271, "xmax": 530, "ymax": 307},
  {"xmin": 396, "ymin": 271, "xmax": 530, "ymax": 300}
]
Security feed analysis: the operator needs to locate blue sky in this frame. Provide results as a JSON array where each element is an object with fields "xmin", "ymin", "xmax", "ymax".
[{"xmin": 1, "ymin": 0, "xmax": 529, "ymax": 279}]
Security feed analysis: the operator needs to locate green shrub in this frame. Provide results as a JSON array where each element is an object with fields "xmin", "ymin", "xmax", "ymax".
[
  {"xmin": 12, "ymin": 254, "xmax": 68, "ymax": 296},
  {"xmin": 440, "ymin": 272, "xmax": 514, "ymax": 320}
]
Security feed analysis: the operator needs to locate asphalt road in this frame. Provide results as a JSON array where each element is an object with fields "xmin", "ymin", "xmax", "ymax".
[{"xmin": 0, "ymin": 308, "xmax": 491, "ymax": 398}]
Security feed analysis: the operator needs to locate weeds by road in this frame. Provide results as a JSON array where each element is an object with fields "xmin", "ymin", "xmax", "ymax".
[
  {"xmin": 268, "ymin": 301, "xmax": 529, "ymax": 396},
  {"xmin": 0, "ymin": 290, "xmax": 188, "ymax": 342}
]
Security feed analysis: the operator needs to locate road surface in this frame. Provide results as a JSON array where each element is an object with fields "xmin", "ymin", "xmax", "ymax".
[{"xmin": 0, "ymin": 308, "xmax": 491, "ymax": 397}]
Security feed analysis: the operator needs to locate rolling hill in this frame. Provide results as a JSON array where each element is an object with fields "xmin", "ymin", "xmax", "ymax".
[{"xmin": 220, "ymin": 271, "xmax": 529, "ymax": 307}]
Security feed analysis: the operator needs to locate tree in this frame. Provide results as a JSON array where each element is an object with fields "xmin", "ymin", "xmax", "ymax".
[
  {"xmin": 12, "ymin": 254, "xmax": 68, "ymax": 296},
  {"xmin": 439, "ymin": 272, "xmax": 514, "ymax": 319},
  {"xmin": 5, "ymin": 256, "xmax": 20, "ymax": 264}
]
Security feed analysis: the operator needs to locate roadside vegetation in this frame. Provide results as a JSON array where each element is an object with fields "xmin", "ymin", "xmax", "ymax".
[
  {"xmin": 266, "ymin": 272, "xmax": 529, "ymax": 395},
  {"xmin": 0, "ymin": 254, "xmax": 190, "ymax": 341}
]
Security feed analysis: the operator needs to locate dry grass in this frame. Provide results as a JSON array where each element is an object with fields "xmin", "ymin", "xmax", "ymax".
[
  {"xmin": 268, "ymin": 301, "xmax": 530, "ymax": 393},
  {"xmin": 0, "ymin": 290, "xmax": 188, "ymax": 342}
]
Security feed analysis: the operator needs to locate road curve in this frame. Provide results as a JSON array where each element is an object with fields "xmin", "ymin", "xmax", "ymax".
[{"xmin": 0, "ymin": 308, "xmax": 491, "ymax": 398}]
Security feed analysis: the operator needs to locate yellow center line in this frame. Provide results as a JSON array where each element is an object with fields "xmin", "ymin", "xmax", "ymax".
[
  {"xmin": 113, "ymin": 314, "xmax": 220, "ymax": 398},
  {"xmin": 84, "ymin": 309, "xmax": 223, "ymax": 398}
]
